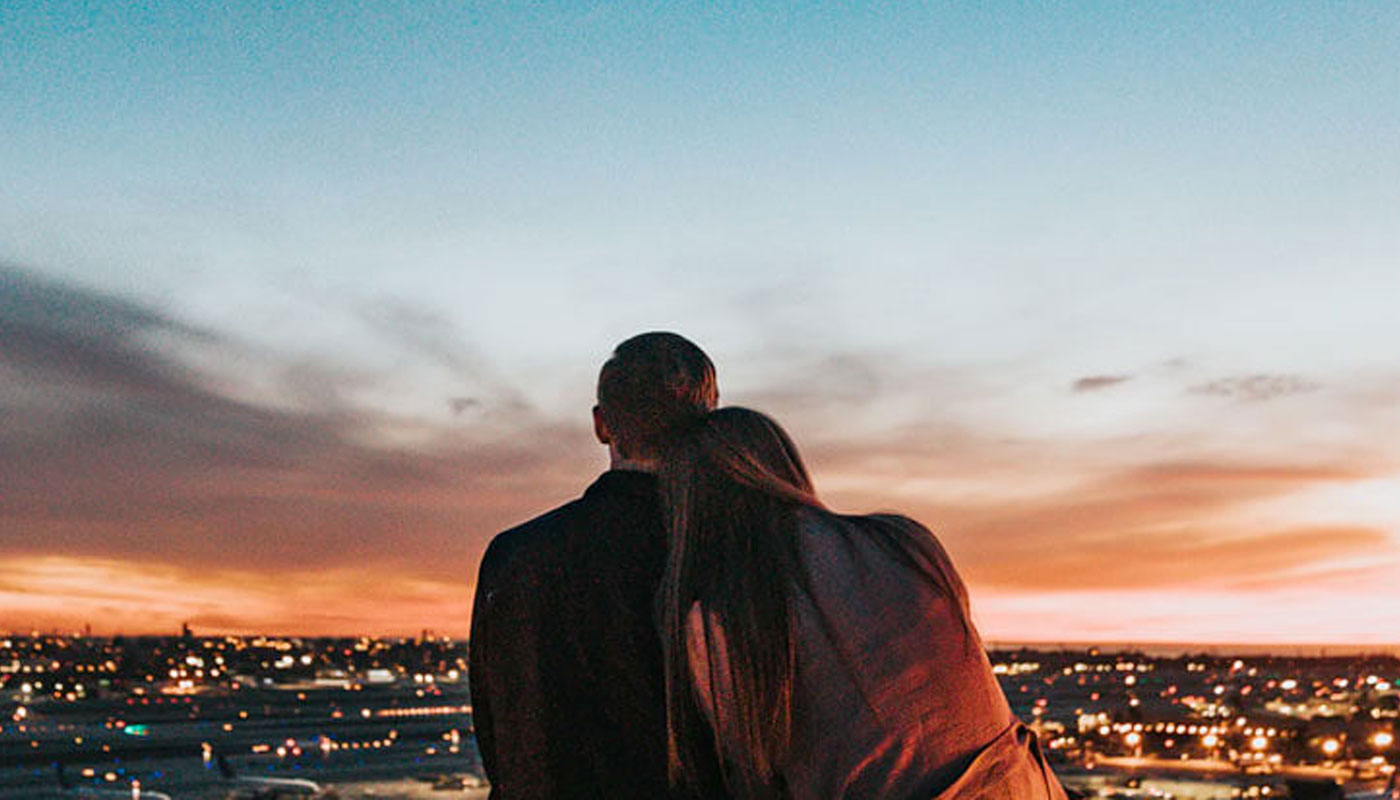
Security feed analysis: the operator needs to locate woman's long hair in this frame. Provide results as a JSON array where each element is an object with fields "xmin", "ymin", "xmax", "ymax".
[
  {"xmin": 659, "ymin": 408, "xmax": 971, "ymax": 796},
  {"xmin": 659, "ymin": 407, "xmax": 819, "ymax": 796}
]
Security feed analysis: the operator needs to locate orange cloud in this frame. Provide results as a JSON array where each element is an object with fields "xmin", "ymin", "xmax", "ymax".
[
  {"xmin": 5, "ymin": 267, "xmax": 1399, "ymax": 644},
  {"xmin": 810, "ymin": 454, "xmax": 1394, "ymax": 593},
  {"xmin": 963, "ymin": 524, "xmax": 1391, "ymax": 591},
  {"xmin": 0, "ymin": 555, "xmax": 473, "ymax": 637}
]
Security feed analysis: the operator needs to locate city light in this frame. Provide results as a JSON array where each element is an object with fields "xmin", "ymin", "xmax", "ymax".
[{"xmin": 4, "ymin": 633, "xmax": 1397, "ymax": 798}]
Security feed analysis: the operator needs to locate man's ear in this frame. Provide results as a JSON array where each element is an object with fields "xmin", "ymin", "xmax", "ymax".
[{"xmin": 592, "ymin": 405, "xmax": 611, "ymax": 445}]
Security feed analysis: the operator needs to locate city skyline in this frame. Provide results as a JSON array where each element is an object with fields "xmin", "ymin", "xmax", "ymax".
[
  {"xmin": 5, "ymin": 632, "xmax": 1393, "ymax": 797},
  {"xmin": 2, "ymin": 2, "xmax": 1399, "ymax": 643}
]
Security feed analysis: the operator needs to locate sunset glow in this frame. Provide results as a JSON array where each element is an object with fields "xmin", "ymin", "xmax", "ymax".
[{"xmin": 3, "ymin": 2, "xmax": 1398, "ymax": 646}]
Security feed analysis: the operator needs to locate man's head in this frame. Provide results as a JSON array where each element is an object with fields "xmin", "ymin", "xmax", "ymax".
[{"xmin": 594, "ymin": 332, "xmax": 718, "ymax": 464}]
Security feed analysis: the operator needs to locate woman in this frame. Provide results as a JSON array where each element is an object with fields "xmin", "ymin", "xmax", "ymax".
[{"xmin": 658, "ymin": 408, "xmax": 1068, "ymax": 799}]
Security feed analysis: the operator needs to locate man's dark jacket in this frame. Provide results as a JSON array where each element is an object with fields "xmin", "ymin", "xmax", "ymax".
[{"xmin": 470, "ymin": 470, "xmax": 683, "ymax": 799}]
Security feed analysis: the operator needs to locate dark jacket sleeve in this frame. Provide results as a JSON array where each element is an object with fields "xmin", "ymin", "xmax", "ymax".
[
  {"xmin": 469, "ymin": 551, "xmax": 501, "ymax": 796},
  {"xmin": 470, "ymin": 537, "xmax": 551, "ymax": 799}
]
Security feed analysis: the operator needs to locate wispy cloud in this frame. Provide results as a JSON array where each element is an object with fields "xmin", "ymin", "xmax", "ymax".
[
  {"xmin": 922, "ymin": 460, "xmax": 1386, "ymax": 591},
  {"xmin": 1, "ymin": 264, "xmax": 216, "ymax": 399},
  {"xmin": 1189, "ymin": 373, "xmax": 1320, "ymax": 402},
  {"xmin": 1073, "ymin": 375, "xmax": 1132, "ymax": 392},
  {"xmin": 354, "ymin": 297, "xmax": 534, "ymax": 417},
  {"xmin": 0, "ymin": 266, "xmax": 595, "ymax": 602},
  {"xmin": 4, "ymin": 265, "xmax": 1399, "ymax": 642}
]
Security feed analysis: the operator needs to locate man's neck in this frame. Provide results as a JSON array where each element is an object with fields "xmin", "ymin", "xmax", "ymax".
[{"xmin": 608, "ymin": 446, "xmax": 657, "ymax": 474}]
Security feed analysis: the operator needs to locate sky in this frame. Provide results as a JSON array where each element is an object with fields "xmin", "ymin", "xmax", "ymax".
[{"xmin": 2, "ymin": 1, "xmax": 1399, "ymax": 646}]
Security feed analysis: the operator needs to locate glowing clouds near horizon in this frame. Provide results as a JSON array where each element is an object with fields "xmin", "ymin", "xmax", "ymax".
[
  {"xmin": 972, "ymin": 578, "xmax": 1400, "ymax": 646},
  {"xmin": 3, "ymin": 266, "xmax": 1400, "ymax": 643},
  {"xmin": 0, "ymin": 556, "xmax": 473, "ymax": 637},
  {"xmin": 805, "ymin": 436, "xmax": 1400, "ymax": 645}
]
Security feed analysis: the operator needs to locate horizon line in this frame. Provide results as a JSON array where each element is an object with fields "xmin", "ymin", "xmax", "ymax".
[{"xmin": 6, "ymin": 629, "xmax": 1398, "ymax": 656}]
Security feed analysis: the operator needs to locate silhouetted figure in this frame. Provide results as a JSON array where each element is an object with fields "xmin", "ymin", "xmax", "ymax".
[
  {"xmin": 658, "ymin": 408, "xmax": 1070, "ymax": 799},
  {"xmin": 470, "ymin": 333, "xmax": 719, "ymax": 799}
]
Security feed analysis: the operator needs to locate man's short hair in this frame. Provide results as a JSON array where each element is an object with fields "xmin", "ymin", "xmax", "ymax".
[{"xmin": 597, "ymin": 332, "xmax": 718, "ymax": 460}]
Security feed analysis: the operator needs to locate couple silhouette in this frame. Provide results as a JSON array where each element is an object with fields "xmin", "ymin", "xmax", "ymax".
[{"xmin": 470, "ymin": 333, "xmax": 1068, "ymax": 799}]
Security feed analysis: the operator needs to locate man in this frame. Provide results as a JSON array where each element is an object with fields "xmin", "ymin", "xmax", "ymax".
[{"xmin": 469, "ymin": 332, "xmax": 719, "ymax": 799}]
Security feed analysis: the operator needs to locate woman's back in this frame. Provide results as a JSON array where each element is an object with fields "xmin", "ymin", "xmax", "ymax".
[
  {"xmin": 689, "ymin": 508, "xmax": 1060, "ymax": 798},
  {"xmin": 663, "ymin": 408, "xmax": 1067, "ymax": 798},
  {"xmin": 787, "ymin": 509, "xmax": 1012, "ymax": 797}
]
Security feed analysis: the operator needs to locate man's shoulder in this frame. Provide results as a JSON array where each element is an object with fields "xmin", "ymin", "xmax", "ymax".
[
  {"xmin": 479, "ymin": 496, "xmax": 588, "ymax": 580},
  {"xmin": 480, "ymin": 471, "xmax": 659, "ymax": 570}
]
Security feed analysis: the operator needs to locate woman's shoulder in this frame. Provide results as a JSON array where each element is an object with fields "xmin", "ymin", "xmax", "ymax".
[
  {"xmin": 862, "ymin": 511, "xmax": 933, "ymax": 534},
  {"xmin": 798, "ymin": 507, "xmax": 969, "ymax": 607},
  {"xmin": 793, "ymin": 508, "xmax": 936, "ymax": 563},
  {"xmin": 795, "ymin": 506, "xmax": 925, "ymax": 530},
  {"xmin": 811, "ymin": 509, "xmax": 946, "ymax": 552}
]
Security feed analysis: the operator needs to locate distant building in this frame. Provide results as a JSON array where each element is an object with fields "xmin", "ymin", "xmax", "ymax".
[{"xmin": 364, "ymin": 668, "xmax": 395, "ymax": 685}]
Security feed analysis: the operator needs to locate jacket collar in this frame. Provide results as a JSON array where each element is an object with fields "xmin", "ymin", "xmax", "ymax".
[{"xmin": 585, "ymin": 468, "xmax": 659, "ymax": 500}]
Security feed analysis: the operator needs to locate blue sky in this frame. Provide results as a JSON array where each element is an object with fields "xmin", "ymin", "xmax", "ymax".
[{"xmin": 2, "ymin": 2, "xmax": 1398, "ymax": 641}]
